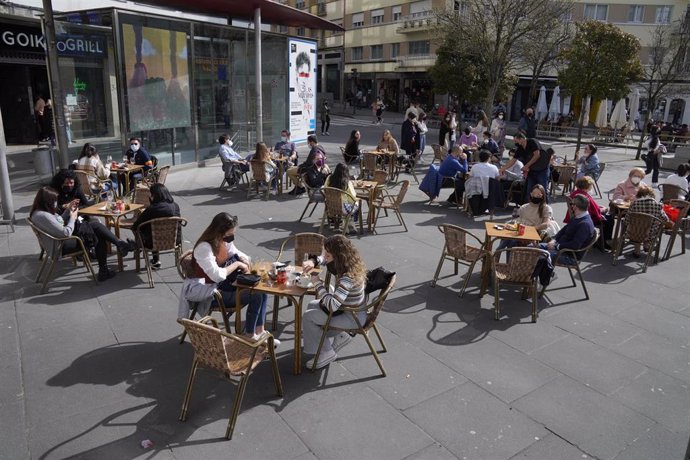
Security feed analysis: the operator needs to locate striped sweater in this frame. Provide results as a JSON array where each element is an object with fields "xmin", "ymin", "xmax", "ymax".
[{"xmin": 314, "ymin": 274, "xmax": 366, "ymax": 320}]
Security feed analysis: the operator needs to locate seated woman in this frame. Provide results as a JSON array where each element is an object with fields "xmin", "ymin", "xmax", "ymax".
[
  {"xmin": 51, "ymin": 169, "xmax": 93, "ymax": 210},
  {"xmin": 131, "ymin": 184, "xmax": 181, "ymax": 269},
  {"xmin": 30, "ymin": 186, "xmax": 136, "ymax": 281},
  {"xmin": 628, "ymin": 184, "xmax": 670, "ymax": 257},
  {"xmin": 612, "ymin": 167, "xmax": 646, "ymax": 202},
  {"xmin": 663, "ymin": 164, "xmax": 689, "ymax": 199},
  {"xmin": 497, "ymin": 185, "xmax": 555, "ymax": 252},
  {"xmin": 301, "ymin": 235, "xmax": 367, "ymax": 369},
  {"xmin": 566, "ymin": 176, "xmax": 614, "ymax": 249},
  {"xmin": 325, "ymin": 163, "xmax": 359, "ymax": 222},
  {"xmin": 377, "ymin": 130, "xmax": 400, "ymax": 169},
  {"xmin": 253, "ymin": 142, "xmax": 278, "ymax": 192},
  {"xmin": 438, "ymin": 145, "xmax": 468, "ymax": 204},
  {"xmin": 575, "ymin": 143, "xmax": 600, "ymax": 180},
  {"xmin": 76, "ymin": 143, "xmax": 116, "ymax": 193},
  {"xmin": 298, "ymin": 150, "xmax": 330, "ymax": 189},
  {"xmin": 343, "ymin": 130, "xmax": 362, "ymax": 164},
  {"xmin": 191, "ymin": 213, "xmax": 275, "ymax": 343}
]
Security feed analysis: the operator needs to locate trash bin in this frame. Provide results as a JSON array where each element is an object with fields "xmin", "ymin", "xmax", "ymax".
[{"xmin": 32, "ymin": 146, "xmax": 56, "ymax": 179}]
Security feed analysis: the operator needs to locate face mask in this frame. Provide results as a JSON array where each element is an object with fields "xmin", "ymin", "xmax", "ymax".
[
  {"xmin": 281, "ymin": 136, "xmax": 287, "ymax": 142},
  {"xmin": 62, "ymin": 186, "xmax": 73, "ymax": 193},
  {"xmin": 498, "ymin": 115, "xmax": 504, "ymax": 120},
  {"xmin": 227, "ymin": 140, "xmax": 233, "ymax": 147},
  {"xmin": 630, "ymin": 177, "xmax": 641, "ymax": 185},
  {"xmin": 530, "ymin": 197, "xmax": 543, "ymax": 204},
  {"xmin": 130, "ymin": 144, "xmax": 140, "ymax": 152},
  {"xmin": 315, "ymin": 159, "xmax": 325, "ymax": 168},
  {"xmin": 508, "ymin": 152, "xmax": 514, "ymax": 158},
  {"xmin": 527, "ymin": 113, "xmax": 533, "ymax": 118},
  {"xmin": 222, "ymin": 235, "xmax": 235, "ymax": 243},
  {"xmin": 53, "ymin": 201, "xmax": 58, "ymax": 209},
  {"xmin": 464, "ymin": 129, "xmax": 470, "ymax": 135}
]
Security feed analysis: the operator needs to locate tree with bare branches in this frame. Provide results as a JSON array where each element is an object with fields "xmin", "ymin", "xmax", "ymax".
[
  {"xmin": 633, "ymin": 17, "xmax": 690, "ymax": 160},
  {"xmin": 435, "ymin": 0, "xmax": 573, "ymax": 114},
  {"xmin": 557, "ymin": 21, "xmax": 643, "ymax": 150}
]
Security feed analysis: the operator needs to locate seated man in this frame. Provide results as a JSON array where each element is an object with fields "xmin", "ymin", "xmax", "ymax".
[
  {"xmin": 481, "ymin": 130, "xmax": 500, "ymax": 156},
  {"xmin": 124, "ymin": 137, "xmax": 153, "ymax": 190},
  {"xmin": 470, "ymin": 149, "xmax": 500, "ymax": 179},
  {"xmin": 500, "ymin": 149, "xmax": 524, "ymax": 181},
  {"xmin": 541, "ymin": 194, "xmax": 595, "ymax": 265},
  {"xmin": 274, "ymin": 129, "xmax": 299, "ymax": 166},
  {"xmin": 438, "ymin": 145, "xmax": 468, "ymax": 204},
  {"xmin": 218, "ymin": 134, "xmax": 249, "ymax": 173}
]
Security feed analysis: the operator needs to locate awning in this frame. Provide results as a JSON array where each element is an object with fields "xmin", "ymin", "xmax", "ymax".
[{"xmin": 136, "ymin": 0, "xmax": 344, "ymax": 31}]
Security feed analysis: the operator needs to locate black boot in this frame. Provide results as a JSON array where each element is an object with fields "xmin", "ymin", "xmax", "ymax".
[
  {"xmin": 116, "ymin": 239, "xmax": 137, "ymax": 258},
  {"xmin": 98, "ymin": 267, "xmax": 116, "ymax": 282}
]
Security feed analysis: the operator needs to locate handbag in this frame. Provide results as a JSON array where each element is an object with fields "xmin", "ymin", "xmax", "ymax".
[{"xmin": 235, "ymin": 273, "xmax": 261, "ymax": 286}]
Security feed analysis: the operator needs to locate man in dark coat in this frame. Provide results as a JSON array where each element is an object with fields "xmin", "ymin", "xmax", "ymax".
[{"xmin": 400, "ymin": 112, "xmax": 419, "ymax": 171}]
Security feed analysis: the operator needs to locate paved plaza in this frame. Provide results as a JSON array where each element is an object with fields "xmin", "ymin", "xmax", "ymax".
[{"xmin": 1, "ymin": 113, "xmax": 690, "ymax": 459}]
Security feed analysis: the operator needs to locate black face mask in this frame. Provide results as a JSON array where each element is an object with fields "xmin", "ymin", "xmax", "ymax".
[
  {"xmin": 62, "ymin": 186, "xmax": 74, "ymax": 193},
  {"xmin": 222, "ymin": 235, "xmax": 235, "ymax": 243},
  {"xmin": 464, "ymin": 129, "xmax": 470, "ymax": 135},
  {"xmin": 530, "ymin": 197, "xmax": 543, "ymax": 204}
]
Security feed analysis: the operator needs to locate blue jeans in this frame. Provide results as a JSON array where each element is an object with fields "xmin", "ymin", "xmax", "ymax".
[
  {"xmin": 525, "ymin": 167, "xmax": 550, "ymax": 203},
  {"xmin": 539, "ymin": 243, "xmax": 576, "ymax": 266},
  {"xmin": 215, "ymin": 283, "xmax": 268, "ymax": 334},
  {"xmin": 419, "ymin": 134, "xmax": 426, "ymax": 157}
]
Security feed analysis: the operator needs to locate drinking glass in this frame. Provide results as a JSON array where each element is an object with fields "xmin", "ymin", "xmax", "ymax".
[{"xmin": 350, "ymin": 165, "xmax": 359, "ymax": 181}]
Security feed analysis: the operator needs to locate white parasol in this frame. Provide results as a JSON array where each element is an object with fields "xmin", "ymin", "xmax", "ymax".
[
  {"xmin": 610, "ymin": 98, "xmax": 628, "ymax": 130},
  {"xmin": 536, "ymin": 86, "xmax": 548, "ymax": 120},
  {"xmin": 548, "ymin": 86, "xmax": 561, "ymax": 122},
  {"xmin": 595, "ymin": 98, "xmax": 609, "ymax": 128},
  {"xmin": 628, "ymin": 89, "xmax": 640, "ymax": 131},
  {"xmin": 581, "ymin": 95, "xmax": 591, "ymax": 126}
]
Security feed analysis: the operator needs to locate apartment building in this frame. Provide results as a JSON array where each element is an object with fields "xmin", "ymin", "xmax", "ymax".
[{"xmin": 278, "ymin": 0, "xmax": 688, "ymax": 123}]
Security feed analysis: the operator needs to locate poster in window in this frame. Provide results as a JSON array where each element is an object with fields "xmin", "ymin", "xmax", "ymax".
[
  {"xmin": 122, "ymin": 23, "xmax": 191, "ymax": 131},
  {"xmin": 288, "ymin": 38, "xmax": 317, "ymax": 142}
]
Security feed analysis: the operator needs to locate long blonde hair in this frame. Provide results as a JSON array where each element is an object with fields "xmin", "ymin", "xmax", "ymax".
[
  {"xmin": 324, "ymin": 235, "xmax": 367, "ymax": 286},
  {"xmin": 255, "ymin": 142, "xmax": 271, "ymax": 162}
]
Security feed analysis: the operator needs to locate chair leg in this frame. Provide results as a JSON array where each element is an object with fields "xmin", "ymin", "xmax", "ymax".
[
  {"xmin": 567, "ymin": 267, "xmax": 577, "ymax": 288},
  {"xmin": 531, "ymin": 280, "xmax": 538, "ymax": 323},
  {"xmin": 179, "ymin": 305, "xmax": 199, "ymax": 344},
  {"xmin": 575, "ymin": 264, "xmax": 589, "ymax": 300},
  {"xmin": 40, "ymin": 258, "xmax": 58, "ymax": 294},
  {"xmin": 663, "ymin": 233, "xmax": 677, "ymax": 261},
  {"xmin": 308, "ymin": 202, "xmax": 319, "ymax": 218},
  {"xmin": 226, "ymin": 375, "xmax": 249, "ymax": 440},
  {"xmin": 361, "ymin": 330, "xmax": 386, "ymax": 377},
  {"xmin": 318, "ymin": 210, "xmax": 327, "ymax": 234},
  {"xmin": 179, "ymin": 358, "xmax": 199, "ymax": 422},
  {"xmin": 371, "ymin": 323, "xmax": 387, "ymax": 352},
  {"xmin": 430, "ymin": 249, "xmax": 447, "ymax": 287},
  {"xmin": 395, "ymin": 209, "xmax": 408, "ymax": 232},
  {"xmin": 268, "ymin": 345, "xmax": 284, "ymax": 396},
  {"xmin": 272, "ymin": 296, "xmax": 280, "ymax": 331},
  {"xmin": 142, "ymin": 248, "xmax": 154, "ymax": 288},
  {"xmin": 35, "ymin": 254, "xmax": 49, "ymax": 283},
  {"xmin": 310, "ymin": 323, "xmax": 331, "ymax": 373},
  {"xmin": 460, "ymin": 260, "xmax": 478, "ymax": 297},
  {"xmin": 299, "ymin": 200, "xmax": 312, "ymax": 221},
  {"xmin": 82, "ymin": 254, "xmax": 97, "ymax": 284}
]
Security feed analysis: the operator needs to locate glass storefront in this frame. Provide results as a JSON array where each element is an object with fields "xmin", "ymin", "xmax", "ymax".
[{"xmin": 47, "ymin": 7, "xmax": 293, "ymax": 166}]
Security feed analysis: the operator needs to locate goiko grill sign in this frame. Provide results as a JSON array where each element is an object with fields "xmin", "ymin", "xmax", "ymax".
[{"xmin": 0, "ymin": 22, "xmax": 106, "ymax": 57}]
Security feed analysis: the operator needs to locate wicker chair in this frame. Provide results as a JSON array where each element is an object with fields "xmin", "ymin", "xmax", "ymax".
[
  {"xmin": 503, "ymin": 179, "xmax": 524, "ymax": 208},
  {"xmin": 118, "ymin": 185, "xmax": 153, "ymax": 270},
  {"xmin": 540, "ymin": 228, "xmax": 599, "ymax": 300},
  {"xmin": 431, "ymin": 143, "xmax": 447, "ymax": 165},
  {"xmin": 298, "ymin": 173, "xmax": 324, "ymax": 222},
  {"xmin": 177, "ymin": 250, "xmax": 231, "ymax": 343},
  {"xmin": 135, "ymin": 216, "xmax": 187, "ymax": 287},
  {"xmin": 371, "ymin": 180, "xmax": 409, "ymax": 232},
  {"xmin": 492, "ymin": 247, "xmax": 550, "ymax": 323},
  {"xmin": 144, "ymin": 165, "xmax": 170, "ymax": 186},
  {"xmin": 247, "ymin": 160, "xmax": 271, "ymax": 200},
  {"xmin": 177, "ymin": 317, "xmax": 283, "ymax": 440},
  {"xmin": 74, "ymin": 169, "xmax": 111, "ymax": 202},
  {"xmin": 662, "ymin": 199, "xmax": 690, "ymax": 260},
  {"xmin": 219, "ymin": 158, "xmax": 247, "ymax": 190},
  {"xmin": 271, "ymin": 233, "xmax": 326, "ymax": 330},
  {"xmin": 27, "ymin": 218, "xmax": 97, "ymax": 293},
  {"xmin": 310, "ymin": 274, "xmax": 396, "ymax": 376},
  {"xmin": 658, "ymin": 183, "xmax": 684, "ymax": 204},
  {"xmin": 549, "ymin": 164, "xmax": 576, "ymax": 197},
  {"xmin": 319, "ymin": 186, "xmax": 360, "ymax": 235},
  {"xmin": 430, "ymin": 224, "xmax": 489, "ymax": 297},
  {"xmin": 361, "ymin": 151, "xmax": 381, "ymax": 180},
  {"xmin": 592, "ymin": 162, "xmax": 605, "ymax": 198},
  {"xmin": 612, "ymin": 211, "xmax": 664, "ymax": 272}
]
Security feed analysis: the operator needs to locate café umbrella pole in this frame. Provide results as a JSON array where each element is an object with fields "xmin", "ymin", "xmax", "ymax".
[
  {"xmin": 42, "ymin": 0, "xmax": 70, "ymax": 170},
  {"xmin": 254, "ymin": 7, "xmax": 263, "ymax": 143}
]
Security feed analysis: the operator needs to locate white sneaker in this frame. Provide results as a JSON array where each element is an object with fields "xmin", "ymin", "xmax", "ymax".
[
  {"xmin": 332, "ymin": 332, "xmax": 354, "ymax": 352},
  {"xmin": 325, "ymin": 132, "xmax": 330, "ymax": 136},
  {"xmin": 306, "ymin": 348, "xmax": 337, "ymax": 369},
  {"xmin": 251, "ymin": 331, "xmax": 280, "ymax": 348}
]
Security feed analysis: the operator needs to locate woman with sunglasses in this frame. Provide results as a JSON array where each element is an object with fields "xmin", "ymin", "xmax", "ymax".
[{"xmin": 191, "ymin": 212, "xmax": 275, "ymax": 344}]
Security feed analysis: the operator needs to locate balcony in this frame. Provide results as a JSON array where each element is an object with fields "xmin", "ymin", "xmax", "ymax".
[
  {"xmin": 395, "ymin": 54, "xmax": 436, "ymax": 71},
  {"xmin": 396, "ymin": 11, "xmax": 439, "ymax": 33}
]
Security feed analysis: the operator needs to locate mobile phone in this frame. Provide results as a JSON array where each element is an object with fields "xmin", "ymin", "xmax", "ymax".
[{"xmin": 494, "ymin": 225, "xmax": 504, "ymax": 230}]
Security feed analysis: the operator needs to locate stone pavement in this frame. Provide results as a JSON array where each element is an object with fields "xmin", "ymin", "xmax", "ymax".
[{"xmin": 1, "ymin": 115, "xmax": 690, "ymax": 460}]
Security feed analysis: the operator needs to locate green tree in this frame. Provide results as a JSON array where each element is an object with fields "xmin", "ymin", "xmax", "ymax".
[
  {"xmin": 436, "ymin": 0, "xmax": 573, "ymax": 113},
  {"xmin": 633, "ymin": 16, "xmax": 690, "ymax": 159},
  {"xmin": 558, "ymin": 20, "xmax": 643, "ymax": 150}
]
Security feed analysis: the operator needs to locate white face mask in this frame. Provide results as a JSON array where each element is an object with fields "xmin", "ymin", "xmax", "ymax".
[
  {"xmin": 130, "ymin": 144, "xmax": 140, "ymax": 153},
  {"xmin": 498, "ymin": 115, "xmax": 504, "ymax": 120},
  {"xmin": 54, "ymin": 201, "xmax": 58, "ymax": 209},
  {"xmin": 630, "ymin": 177, "xmax": 641, "ymax": 185},
  {"xmin": 281, "ymin": 136, "xmax": 288, "ymax": 142},
  {"xmin": 226, "ymin": 140, "xmax": 233, "ymax": 147}
]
